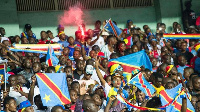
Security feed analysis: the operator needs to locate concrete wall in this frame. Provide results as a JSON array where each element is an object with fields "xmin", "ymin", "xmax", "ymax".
[
  {"xmin": 0, "ymin": 0, "xmax": 19, "ymax": 36},
  {"xmin": 18, "ymin": 6, "xmax": 157, "ymax": 38},
  {"xmin": 0, "ymin": 0, "xmax": 200, "ymax": 38}
]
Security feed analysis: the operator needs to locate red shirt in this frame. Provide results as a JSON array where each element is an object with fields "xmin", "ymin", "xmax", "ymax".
[{"xmin": 38, "ymin": 39, "xmax": 53, "ymax": 44}]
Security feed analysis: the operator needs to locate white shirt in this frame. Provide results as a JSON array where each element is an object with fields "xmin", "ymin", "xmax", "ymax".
[
  {"xmin": 101, "ymin": 45, "xmax": 113, "ymax": 60},
  {"xmin": 0, "ymin": 37, "xmax": 9, "ymax": 43},
  {"xmin": 91, "ymin": 69, "xmax": 106, "ymax": 85},
  {"xmin": 50, "ymin": 37, "xmax": 60, "ymax": 43},
  {"xmin": 9, "ymin": 87, "xmax": 29, "ymax": 105},
  {"xmin": 91, "ymin": 36, "xmax": 105, "ymax": 49}
]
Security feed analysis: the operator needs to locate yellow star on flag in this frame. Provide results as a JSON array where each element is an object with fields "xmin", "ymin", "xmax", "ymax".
[{"xmin": 43, "ymin": 94, "xmax": 51, "ymax": 103}]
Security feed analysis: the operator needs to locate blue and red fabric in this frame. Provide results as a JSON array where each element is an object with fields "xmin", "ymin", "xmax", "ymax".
[
  {"xmin": 129, "ymin": 72, "xmax": 155, "ymax": 97},
  {"xmin": 46, "ymin": 45, "xmax": 59, "ymax": 67},
  {"xmin": 36, "ymin": 73, "xmax": 71, "ymax": 106}
]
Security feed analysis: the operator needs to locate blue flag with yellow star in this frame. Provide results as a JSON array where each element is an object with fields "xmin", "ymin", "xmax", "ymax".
[{"xmin": 36, "ymin": 73, "xmax": 71, "ymax": 106}]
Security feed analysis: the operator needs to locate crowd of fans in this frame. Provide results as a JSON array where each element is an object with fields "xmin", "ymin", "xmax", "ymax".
[{"xmin": 0, "ymin": 1, "xmax": 200, "ymax": 112}]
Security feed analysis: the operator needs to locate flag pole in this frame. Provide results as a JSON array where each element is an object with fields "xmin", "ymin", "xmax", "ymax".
[{"xmin": 4, "ymin": 62, "xmax": 6, "ymax": 91}]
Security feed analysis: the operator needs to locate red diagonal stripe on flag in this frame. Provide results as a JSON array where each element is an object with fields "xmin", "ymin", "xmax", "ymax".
[
  {"xmin": 138, "ymin": 73, "xmax": 151, "ymax": 97},
  {"xmin": 48, "ymin": 59, "xmax": 53, "ymax": 66},
  {"xmin": 36, "ymin": 73, "xmax": 71, "ymax": 104},
  {"xmin": 108, "ymin": 20, "xmax": 117, "ymax": 36},
  {"xmin": 108, "ymin": 61, "xmax": 140, "ymax": 73}
]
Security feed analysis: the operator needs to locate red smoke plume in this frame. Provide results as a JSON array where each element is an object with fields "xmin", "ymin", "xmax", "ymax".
[{"xmin": 59, "ymin": 4, "xmax": 84, "ymax": 26}]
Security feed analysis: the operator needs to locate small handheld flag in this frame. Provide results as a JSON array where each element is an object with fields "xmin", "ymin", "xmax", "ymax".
[
  {"xmin": 46, "ymin": 45, "xmax": 59, "ymax": 66},
  {"xmin": 104, "ymin": 19, "xmax": 122, "ymax": 37},
  {"xmin": 160, "ymin": 84, "xmax": 195, "ymax": 112},
  {"xmin": 129, "ymin": 72, "xmax": 155, "ymax": 97},
  {"xmin": 36, "ymin": 73, "xmax": 71, "ymax": 106}
]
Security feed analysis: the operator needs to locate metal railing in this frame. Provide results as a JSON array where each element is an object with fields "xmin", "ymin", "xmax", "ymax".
[{"xmin": 16, "ymin": 0, "xmax": 153, "ymax": 12}]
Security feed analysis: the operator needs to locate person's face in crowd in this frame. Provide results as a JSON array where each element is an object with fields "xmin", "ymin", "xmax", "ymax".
[
  {"xmin": 165, "ymin": 82, "xmax": 175, "ymax": 89},
  {"xmin": 192, "ymin": 77, "xmax": 200, "ymax": 91},
  {"xmin": 184, "ymin": 70, "xmax": 191, "ymax": 81},
  {"xmin": 73, "ymin": 51, "xmax": 80, "ymax": 60},
  {"xmin": 162, "ymin": 77, "xmax": 173, "ymax": 87},
  {"xmin": 15, "ymin": 36, "xmax": 21, "ymax": 43},
  {"xmin": 67, "ymin": 78, "xmax": 73, "ymax": 88},
  {"xmin": 196, "ymin": 102, "xmax": 200, "ymax": 112},
  {"xmin": 65, "ymin": 68, "xmax": 72, "ymax": 76},
  {"xmin": 163, "ymin": 55, "xmax": 171, "ymax": 65},
  {"xmin": 92, "ymin": 94, "xmax": 102, "ymax": 106},
  {"xmin": 136, "ymin": 91, "xmax": 145, "ymax": 103},
  {"xmin": 145, "ymin": 28, "xmax": 151, "ymax": 34},
  {"xmin": 154, "ymin": 77, "xmax": 163, "ymax": 88},
  {"xmin": 189, "ymin": 40, "xmax": 196, "ymax": 47},
  {"xmin": 105, "ymin": 75, "xmax": 112, "ymax": 85},
  {"xmin": 41, "ymin": 32, "xmax": 47, "ymax": 40},
  {"xmin": 66, "ymin": 59, "xmax": 72, "ymax": 67},
  {"xmin": 181, "ymin": 42, "xmax": 187, "ymax": 51},
  {"xmin": 33, "ymin": 63, "xmax": 41, "ymax": 73},
  {"xmin": 95, "ymin": 22, "xmax": 101, "ymax": 29},
  {"xmin": 151, "ymin": 58, "xmax": 157, "ymax": 67},
  {"xmin": 70, "ymin": 90, "xmax": 78, "ymax": 103},
  {"xmin": 95, "ymin": 88, "xmax": 104, "ymax": 98},
  {"xmin": 72, "ymin": 83, "xmax": 80, "ymax": 94},
  {"xmin": 48, "ymin": 32, "xmax": 54, "ymax": 39},
  {"xmin": 173, "ymin": 22, "xmax": 178, "ymax": 29},
  {"xmin": 145, "ymin": 71, "xmax": 152, "ymax": 81},
  {"xmin": 1, "ymin": 47, "xmax": 8, "ymax": 56},
  {"xmin": 170, "ymin": 66, "xmax": 178, "ymax": 75},
  {"xmin": 112, "ymin": 76, "xmax": 122, "ymax": 88},
  {"xmin": 143, "ymin": 25, "xmax": 149, "ymax": 31},
  {"xmin": 178, "ymin": 56, "xmax": 186, "ymax": 66},
  {"xmin": 17, "ymin": 75, "xmax": 26, "ymax": 85},
  {"xmin": 176, "ymin": 24, "xmax": 182, "ymax": 31},
  {"xmin": 128, "ymin": 21, "xmax": 133, "ymax": 29},
  {"xmin": 131, "ymin": 45, "xmax": 139, "ymax": 53},
  {"xmin": 21, "ymin": 37, "xmax": 29, "ymax": 44},
  {"xmin": 160, "ymin": 25, "xmax": 166, "ymax": 32},
  {"xmin": 101, "ymin": 58, "xmax": 108, "ymax": 68},
  {"xmin": 85, "ymin": 73, "xmax": 92, "ymax": 80},
  {"xmin": 187, "ymin": 81, "xmax": 193, "ymax": 92},
  {"xmin": 29, "ymin": 38, "xmax": 35, "ymax": 44},
  {"xmin": 118, "ymin": 42, "xmax": 126, "ymax": 52},
  {"xmin": 176, "ymin": 41, "xmax": 182, "ymax": 49},
  {"xmin": 63, "ymin": 47, "xmax": 69, "ymax": 56},
  {"xmin": 68, "ymin": 37, "xmax": 74, "ymax": 45},
  {"xmin": 25, "ymin": 106, "xmax": 34, "ymax": 112},
  {"xmin": 60, "ymin": 33, "xmax": 66, "ymax": 40},
  {"xmin": 89, "ymin": 50, "xmax": 97, "ymax": 59},
  {"xmin": 9, "ymin": 76, "xmax": 17, "ymax": 87},
  {"xmin": 3, "ymin": 40, "xmax": 10, "ymax": 47},
  {"xmin": 113, "ymin": 37, "xmax": 117, "ymax": 45},
  {"xmin": 161, "ymin": 47, "xmax": 169, "ymax": 54},
  {"xmin": 59, "ymin": 55, "xmax": 66, "ymax": 65},
  {"xmin": 151, "ymin": 40, "xmax": 157, "ymax": 47},
  {"xmin": 86, "ymin": 38, "xmax": 92, "ymax": 45},
  {"xmin": 32, "ymin": 57, "xmax": 40, "ymax": 63},
  {"xmin": 76, "ymin": 60, "xmax": 85, "ymax": 71},
  {"xmin": 27, "ymin": 30, "xmax": 33, "ymax": 37},
  {"xmin": 6, "ymin": 99, "xmax": 17, "ymax": 112},
  {"xmin": 0, "ymin": 28, "xmax": 6, "ymax": 36},
  {"xmin": 87, "ymin": 101, "xmax": 99, "ymax": 112},
  {"xmin": 191, "ymin": 96, "xmax": 198, "ymax": 107},
  {"xmin": 88, "ymin": 29, "xmax": 94, "ymax": 38},
  {"xmin": 132, "ymin": 35, "xmax": 139, "ymax": 43},
  {"xmin": 24, "ymin": 59, "xmax": 32, "ymax": 69}
]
